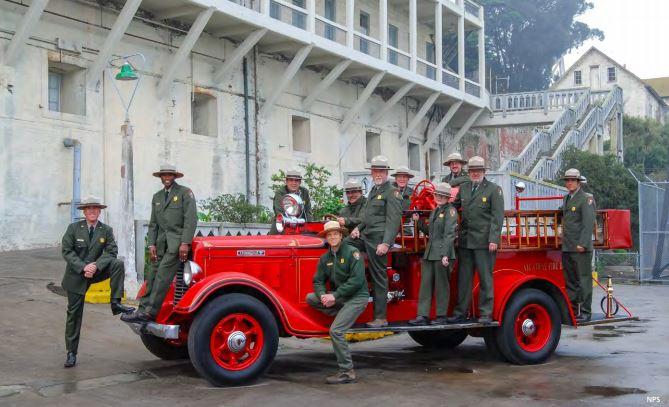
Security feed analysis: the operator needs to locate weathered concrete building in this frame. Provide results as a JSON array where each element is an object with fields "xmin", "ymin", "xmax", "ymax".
[{"xmin": 0, "ymin": 0, "xmax": 488, "ymax": 250}]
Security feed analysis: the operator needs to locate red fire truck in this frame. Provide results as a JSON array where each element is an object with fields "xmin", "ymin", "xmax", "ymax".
[{"xmin": 124, "ymin": 182, "xmax": 635, "ymax": 386}]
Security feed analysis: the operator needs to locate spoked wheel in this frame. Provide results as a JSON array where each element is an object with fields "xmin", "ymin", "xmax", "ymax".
[
  {"xmin": 494, "ymin": 288, "xmax": 561, "ymax": 364},
  {"xmin": 409, "ymin": 329, "xmax": 468, "ymax": 349},
  {"xmin": 409, "ymin": 180, "xmax": 436, "ymax": 211},
  {"xmin": 188, "ymin": 293, "xmax": 279, "ymax": 386}
]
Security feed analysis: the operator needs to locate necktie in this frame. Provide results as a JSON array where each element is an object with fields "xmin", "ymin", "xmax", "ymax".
[
  {"xmin": 472, "ymin": 183, "xmax": 478, "ymax": 194},
  {"xmin": 566, "ymin": 194, "xmax": 571, "ymax": 203},
  {"xmin": 164, "ymin": 189, "xmax": 170, "ymax": 203},
  {"xmin": 89, "ymin": 226, "xmax": 94, "ymax": 240}
]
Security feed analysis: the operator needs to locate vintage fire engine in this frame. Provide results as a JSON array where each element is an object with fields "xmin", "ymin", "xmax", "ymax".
[{"xmin": 124, "ymin": 182, "xmax": 634, "ymax": 386}]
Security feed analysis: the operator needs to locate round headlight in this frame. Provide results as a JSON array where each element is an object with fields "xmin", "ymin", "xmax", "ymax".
[
  {"xmin": 183, "ymin": 260, "xmax": 202, "ymax": 286},
  {"xmin": 281, "ymin": 193, "xmax": 304, "ymax": 217}
]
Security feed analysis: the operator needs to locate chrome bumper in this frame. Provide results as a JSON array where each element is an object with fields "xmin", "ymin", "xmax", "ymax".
[{"xmin": 124, "ymin": 320, "xmax": 180, "ymax": 339}]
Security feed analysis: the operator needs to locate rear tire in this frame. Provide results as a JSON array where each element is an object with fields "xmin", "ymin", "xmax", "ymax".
[
  {"xmin": 409, "ymin": 329, "xmax": 468, "ymax": 349},
  {"xmin": 141, "ymin": 333, "xmax": 189, "ymax": 360},
  {"xmin": 483, "ymin": 330, "xmax": 507, "ymax": 361}
]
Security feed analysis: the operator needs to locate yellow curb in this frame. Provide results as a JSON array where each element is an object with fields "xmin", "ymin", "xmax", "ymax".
[
  {"xmin": 592, "ymin": 271, "xmax": 598, "ymax": 287},
  {"xmin": 84, "ymin": 279, "xmax": 125, "ymax": 304},
  {"xmin": 345, "ymin": 332, "xmax": 394, "ymax": 342}
]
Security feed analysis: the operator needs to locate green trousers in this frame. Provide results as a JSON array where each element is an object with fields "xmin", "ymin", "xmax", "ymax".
[
  {"xmin": 417, "ymin": 260, "xmax": 451, "ymax": 317},
  {"xmin": 562, "ymin": 251, "xmax": 593, "ymax": 316},
  {"xmin": 139, "ymin": 250, "xmax": 180, "ymax": 317},
  {"xmin": 454, "ymin": 248, "xmax": 495, "ymax": 318},
  {"xmin": 345, "ymin": 235, "xmax": 388, "ymax": 319},
  {"xmin": 65, "ymin": 259, "xmax": 125, "ymax": 353},
  {"xmin": 306, "ymin": 292, "xmax": 368, "ymax": 371}
]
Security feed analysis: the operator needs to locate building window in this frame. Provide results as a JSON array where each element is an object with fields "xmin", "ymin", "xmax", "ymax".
[
  {"xmin": 408, "ymin": 142, "xmax": 420, "ymax": 171},
  {"xmin": 359, "ymin": 11, "xmax": 370, "ymax": 35},
  {"xmin": 365, "ymin": 131, "xmax": 381, "ymax": 163},
  {"xmin": 574, "ymin": 70, "xmax": 582, "ymax": 86},
  {"xmin": 292, "ymin": 116, "xmax": 311, "ymax": 153},
  {"xmin": 608, "ymin": 67, "xmax": 616, "ymax": 82},
  {"xmin": 324, "ymin": 0, "xmax": 336, "ymax": 39},
  {"xmin": 388, "ymin": 24, "xmax": 399, "ymax": 65},
  {"xmin": 425, "ymin": 42, "xmax": 436, "ymax": 80},
  {"xmin": 47, "ymin": 61, "xmax": 86, "ymax": 115},
  {"xmin": 192, "ymin": 92, "xmax": 218, "ymax": 137},
  {"xmin": 429, "ymin": 148, "xmax": 440, "ymax": 177}
]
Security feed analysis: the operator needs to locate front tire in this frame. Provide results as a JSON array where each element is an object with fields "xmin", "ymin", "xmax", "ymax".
[
  {"xmin": 140, "ymin": 333, "xmax": 189, "ymax": 360},
  {"xmin": 409, "ymin": 329, "xmax": 468, "ymax": 349},
  {"xmin": 495, "ymin": 288, "xmax": 561, "ymax": 364},
  {"xmin": 188, "ymin": 293, "xmax": 279, "ymax": 386}
]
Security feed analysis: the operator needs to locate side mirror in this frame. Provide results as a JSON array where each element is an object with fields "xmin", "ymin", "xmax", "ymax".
[{"xmin": 514, "ymin": 181, "xmax": 526, "ymax": 194}]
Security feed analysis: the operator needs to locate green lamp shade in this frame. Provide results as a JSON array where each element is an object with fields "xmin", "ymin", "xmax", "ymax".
[{"xmin": 115, "ymin": 62, "xmax": 138, "ymax": 81}]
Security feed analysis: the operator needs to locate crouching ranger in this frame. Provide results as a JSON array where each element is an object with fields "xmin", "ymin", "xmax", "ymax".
[
  {"xmin": 306, "ymin": 221, "xmax": 368, "ymax": 384},
  {"xmin": 408, "ymin": 183, "xmax": 457, "ymax": 326},
  {"xmin": 61, "ymin": 196, "xmax": 134, "ymax": 368},
  {"xmin": 337, "ymin": 179, "xmax": 367, "ymax": 232}
]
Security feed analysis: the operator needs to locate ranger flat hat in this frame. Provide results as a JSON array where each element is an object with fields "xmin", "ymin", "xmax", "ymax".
[
  {"xmin": 344, "ymin": 179, "xmax": 363, "ymax": 191},
  {"xmin": 390, "ymin": 165, "xmax": 415, "ymax": 178},
  {"xmin": 443, "ymin": 152, "xmax": 468, "ymax": 165},
  {"xmin": 77, "ymin": 196, "xmax": 107, "ymax": 209},
  {"xmin": 561, "ymin": 168, "xmax": 581, "ymax": 180},
  {"xmin": 467, "ymin": 155, "xmax": 486, "ymax": 170},
  {"xmin": 368, "ymin": 155, "xmax": 393, "ymax": 170},
  {"xmin": 285, "ymin": 170, "xmax": 303, "ymax": 180},
  {"xmin": 317, "ymin": 220, "xmax": 349, "ymax": 237},
  {"xmin": 433, "ymin": 182, "xmax": 452, "ymax": 197},
  {"xmin": 153, "ymin": 163, "xmax": 184, "ymax": 178}
]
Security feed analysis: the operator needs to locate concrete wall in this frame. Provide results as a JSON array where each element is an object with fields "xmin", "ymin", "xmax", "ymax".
[{"xmin": 0, "ymin": 0, "xmax": 464, "ymax": 250}]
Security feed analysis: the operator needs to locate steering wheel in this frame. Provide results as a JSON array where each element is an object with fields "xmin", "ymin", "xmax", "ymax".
[
  {"xmin": 409, "ymin": 180, "xmax": 436, "ymax": 211},
  {"xmin": 322, "ymin": 213, "xmax": 339, "ymax": 221}
]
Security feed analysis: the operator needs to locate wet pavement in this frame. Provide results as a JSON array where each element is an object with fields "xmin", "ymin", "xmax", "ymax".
[{"xmin": 1, "ymin": 248, "xmax": 668, "ymax": 406}]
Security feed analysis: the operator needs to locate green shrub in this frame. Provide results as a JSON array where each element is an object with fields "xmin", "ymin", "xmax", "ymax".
[{"xmin": 199, "ymin": 193, "xmax": 272, "ymax": 224}]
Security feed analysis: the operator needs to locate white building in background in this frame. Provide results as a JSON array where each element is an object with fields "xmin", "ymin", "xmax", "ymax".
[
  {"xmin": 552, "ymin": 46, "xmax": 667, "ymax": 124},
  {"xmin": 0, "ymin": 0, "xmax": 488, "ymax": 250}
]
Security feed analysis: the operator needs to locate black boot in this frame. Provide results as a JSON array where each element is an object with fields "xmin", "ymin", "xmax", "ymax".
[
  {"xmin": 111, "ymin": 299, "xmax": 135, "ymax": 315},
  {"xmin": 120, "ymin": 310, "xmax": 151, "ymax": 323},
  {"xmin": 408, "ymin": 316, "xmax": 429, "ymax": 326},
  {"xmin": 64, "ymin": 352, "xmax": 76, "ymax": 368},
  {"xmin": 446, "ymin": 315, "xmax": 468, "ymax": 324}
]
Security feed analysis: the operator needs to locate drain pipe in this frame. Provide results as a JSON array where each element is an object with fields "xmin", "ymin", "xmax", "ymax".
[
  {"xmin": 243, "ymin": 56, "xmax": 251, "ymax": 202},
  {"xmin": 63, "ymin": 138, "xmax": 81, "ymax": 223}
]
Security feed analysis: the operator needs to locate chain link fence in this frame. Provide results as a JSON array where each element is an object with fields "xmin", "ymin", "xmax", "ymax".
[
  {"xmin": 639, "ymin": 181, "xmax": 669, "ymax": 282},
  {"xmin": 595, "ymin": 250, "xmax": 639, "ymax": 282}
]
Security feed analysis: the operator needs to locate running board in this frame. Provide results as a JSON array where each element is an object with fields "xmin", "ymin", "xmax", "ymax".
[
  {"xmin": 348, "ymin": 320, "xmax": 499, "ymax": 333},
  {"xmin": 576, "ymin": 313, "xmax": 639, "ymax": 327}
]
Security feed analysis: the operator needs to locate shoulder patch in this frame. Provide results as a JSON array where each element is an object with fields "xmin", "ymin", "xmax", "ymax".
[
  {"xmin": 186, "ymin": 188, "xmax": 194, "ymax": 199},
  {"xmin": 498, "ymin": 187, "xmax": 502, "ymax": 196},
  {"xmin": 449, "ymin": 207, "xmax": 456, "ymax": 217},
  {"xmin": 393, "ymin": 190, "xmax": 400, "ymax": 198},
  {"xmin": 587, "ymin": 197, "xmax": 593, "ymax": 205},
  {"xmin": 353, "ymin": 251, "xmax": 360, "ymax": 260}
]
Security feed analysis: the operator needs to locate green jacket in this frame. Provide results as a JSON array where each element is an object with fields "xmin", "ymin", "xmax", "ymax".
[
  {"xmin": 338, "ymin": 196, "xmax": 367, "ymax": 230},
  {"xmin": 441, "ymin": 170, "xmax": 469, "ymax": 187},
  {"xmin": 313, "ymin": 243, "xmax": 368, "ymax": 301},
  {"xmin": 417, "ymin": 203, "xmax": 457, "ymax": 261},
  {"xmin": 61, "ymin": 220, "xmax": 118, "ymax": 295},
  {"xmin": 357, "ymin": 180, "xmax": 402, "ymax": 246},
  {"xmin": 148, "ymin": 182, "xmax": 198, "ymax": 254},
  {"xmin": 561, "ymin": 188, "xmax": 596, "ymax": 252},
  {"xmin": 454, "ymin": 178, "xmax": 505, "ymax": 249},
  {"xmin": 392, "ymin": 183, "xmax": 414, "ymax": 211}
]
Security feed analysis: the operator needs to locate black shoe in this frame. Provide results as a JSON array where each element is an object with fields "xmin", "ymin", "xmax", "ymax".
[
  {"xmin": 111, "ymin": 299, "xmax": 135, "ymax": 315},
  {"xmin": 576, "ymin": 314, "xmax": 591, "ymax": 323},
  {"xmin": 408, "ymin": 316, "xmax": 429, "ymax": 326},
  {"xmin": 478, "ymin": 316, "xmax": 493, "ymax": 324},
  {"xmin": 64, "ymin": 352, "xmax": 76, "ymax": 368},
  {"xmin": 120, "ymin": 311, "xmax": 151, "ymax": 323},
  {"xmin": 446, "ymin": 315, "xmax": 468, "ymax": 324},
  {"xmin": 430, "ymin": 316, "xmax": 449, "ymax": 325}
]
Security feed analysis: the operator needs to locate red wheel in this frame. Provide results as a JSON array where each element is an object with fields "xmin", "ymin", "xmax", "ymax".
[
  {"xmin": 209, "ymin": 313, "xmax": 265, "ymax": 371},
  {"xmin": 409, "ymin": 180, "xmax": 436, "ymax": 211},
  {"xmin": 494, "ymin": 288, "xmax": 561, "ymax": 365}
]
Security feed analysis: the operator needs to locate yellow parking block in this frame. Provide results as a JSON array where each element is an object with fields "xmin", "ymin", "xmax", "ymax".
[{"xmin": 84, "ymin": 279, "xmax": 125, "ymax": 304}]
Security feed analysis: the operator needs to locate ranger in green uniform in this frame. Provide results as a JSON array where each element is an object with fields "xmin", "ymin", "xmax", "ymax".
[
  {"xmin": 122, "ymin": 164, "xmax": 197, "ymax": 323},
  {"xmin": 561, "ymin": 168, "xmax": 596, "ymax": 322},
  {"xmin": 61, "ymin": 196, "xmax": 134, "ymax": 368},
  {"xmin": 408, "ymin": 183, "xmax": 457, "ymax": 326},
  {"xmin": 391, "ymin": 166, "xmax": 415, "ymax": 211},
  {"xmin": 337, "ymin": 179, "xmax": 367, "ymax": 232},
  {"xmin": 269, "ymin": 169, "xmax": 313, "ymax": 234},
  {"xmin": 307, "ymin": 221, "xmax": 368, "ymax": 384},
  {"xmin": 441, "ymin": 152, "xmax": 469, "ymax": 187},
  {"xmin": 347, "ymin": 155, "xmax": 402, "ymax": 328},
  {"xmin": 448, "ymin": 156, "xmax": 504, "ymax": 324}
]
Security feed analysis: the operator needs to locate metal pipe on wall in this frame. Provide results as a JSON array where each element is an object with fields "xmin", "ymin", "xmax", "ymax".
[
  {"xmin": 243, "ymin": 56, "xmax": 251, "ymax": 202},
  {"xmin": 63, "ymin": 138, "xmax": 81, "ymax": 223}
]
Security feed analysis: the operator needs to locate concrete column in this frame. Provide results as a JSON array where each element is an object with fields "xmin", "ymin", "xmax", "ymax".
[
  {"xmin": 307, "ymin": 0, "xmax": 316, "ymax": 33},
  {"xmin": 346, "ymin": 0, "xmax": 354, "ymax": 47},
  {"xmin": 458, "ymin": 11, "xmax": 465, "ymax": 91},
  {"xmin": 380, "ymin": 0, "xmax": 388, "ymax": 61},
  {"xmin": 435, "ymin": 1, "xmax": 443, "ymax": 84},
  {"xmin": 478, "ymin": 7, "xmax": 485, "ymax": 87},
  {"xmin": 410, "ymin": 0, "xmax": 417, "ymax": 72}
]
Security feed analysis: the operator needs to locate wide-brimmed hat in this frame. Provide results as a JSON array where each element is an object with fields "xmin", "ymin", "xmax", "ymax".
[
  {"xmin": 467, "ymin": 156, "xmax": 486, "ymax": 170},
  {"xmin": 77, "ymin": 196, "xmax": 107, "ymax": 210},
  {"xmin": 344, "ymin": 179, "xmax": 363, "ymax": 192},
  {"xmin": 443, "ymin": 152, "xmax": 467, "ymax": 165},
  {"xmin": 317, "ymin": 220, "xmax": 349, "ymax": 237},
  {"xmin": 561, "ymin": 168, "xmax": 582, "ymax": 181},
  {"xmin": 367, "ymin": 155, "xmax": 393, "ymax": 170},
  {"xmin": 433, "ymin": 182, "xmax": 452, "ymax": 197},
  {"xmin": 285, "ymin": 170, "xmax": 303, "ymax": 180},
  {"xmin": 391, "ymin": 165, "xmax": 415, "ymax": 178},
  {"xmin": 153, "ymin": 163, "xmax": 184, "ymax": 178}
]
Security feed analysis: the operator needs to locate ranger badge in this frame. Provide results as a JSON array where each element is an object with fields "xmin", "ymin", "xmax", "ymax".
[
  {"xmin": 377, "ymin": 194, "xmax": 383, "ymax": 200},
  {"xmin": 173, "ymin": 196, "xmax": 178, "ymax": 202},
  {"xmin": 439, "ymin": 213, "xmax": 445, "ymax": 218},
  {"xmin": 340, "ymin": 258, "xmax": 345, "ymax": 264},
  {"xmin": 482, "ymin": 197, "xmax": 487, "ymax": 203},
  {"xmin": 571, "ymin": 206, "xmax": 576, "ymax": 211},
  {"xmin": 99, "ymin": 238, "xmax": 105, "ymax": 243}
]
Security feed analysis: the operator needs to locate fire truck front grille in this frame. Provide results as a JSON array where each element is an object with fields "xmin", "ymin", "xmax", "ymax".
[{"xmin": 174, "ymin": 264, "xmax": 188, "ymax": 306}]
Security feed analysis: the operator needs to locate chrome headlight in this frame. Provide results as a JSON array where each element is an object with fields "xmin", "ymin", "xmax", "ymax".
[
  {"xmin": 183, "ymin": 260, "xmax": 202, "ymax": 286},
  {"xmin": 281, "ymin": 193, "xmax": 304, "ymax": 217}
]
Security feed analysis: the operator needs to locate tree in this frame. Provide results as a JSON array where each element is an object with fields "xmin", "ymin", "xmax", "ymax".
[
  {"xmin": 481, "ymin": 0, "xmax": 604, "ymax": 92},
  {"xmin": 622, "ymin": 115, "xmax": 669, "ymax": 181}
]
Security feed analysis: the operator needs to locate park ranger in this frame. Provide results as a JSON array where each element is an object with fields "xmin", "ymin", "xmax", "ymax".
[
  {"xmin": 337, "ymin": 179, "xmax": 367, "ymax": 232},
  {"xmin": 561, "ymin": 168, "xmax": 596, "ymax": 322},
  {"xmin": 122, "ymin": 164, "xmax": 197, "ymax": 323},
  {"xmin": 269, "ymin": 169, "xmax": 313, "ymax": 234},
  {"xmin": 441, "ymin": 152, "xmax": 469, "ymax": 187},
  {"xmin": 448, "ymin": 156, "xmax": 504, "ymax": 324},
  {"xmin": 348, "ymin": 155, "xmax": 402, "ymax": 328},
  {"xmin": 61, "ymin": 196, "xmax": 134, "ymax": 368},
  {"xmin": 391, "ymin": 166, "xmax": 415, "ymax": 211},
  {"xmin": 409, "ymin": 183, "xmax": 458, "ymax": 326},
  {"xmin": 306, "ymin": 221, "xmax": 368, "ymax": 384}
]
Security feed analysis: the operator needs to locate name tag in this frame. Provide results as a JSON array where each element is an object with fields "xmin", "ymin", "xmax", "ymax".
[
  {"xmin": 155, "ymin": 202, "xmax": 161, "ymax": 206},
  {"xmin": 326, "ymin": 262, "xmax": 333, "ymax": 266},
  {"xmin": 76, "ymin": 238, "xmax": 84, "ymax": 242}
]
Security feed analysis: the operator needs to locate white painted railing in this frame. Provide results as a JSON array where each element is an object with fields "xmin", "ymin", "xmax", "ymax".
[{"xmin": 490, "ymin": 87, "xmax": 588, "ymax": 113}]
